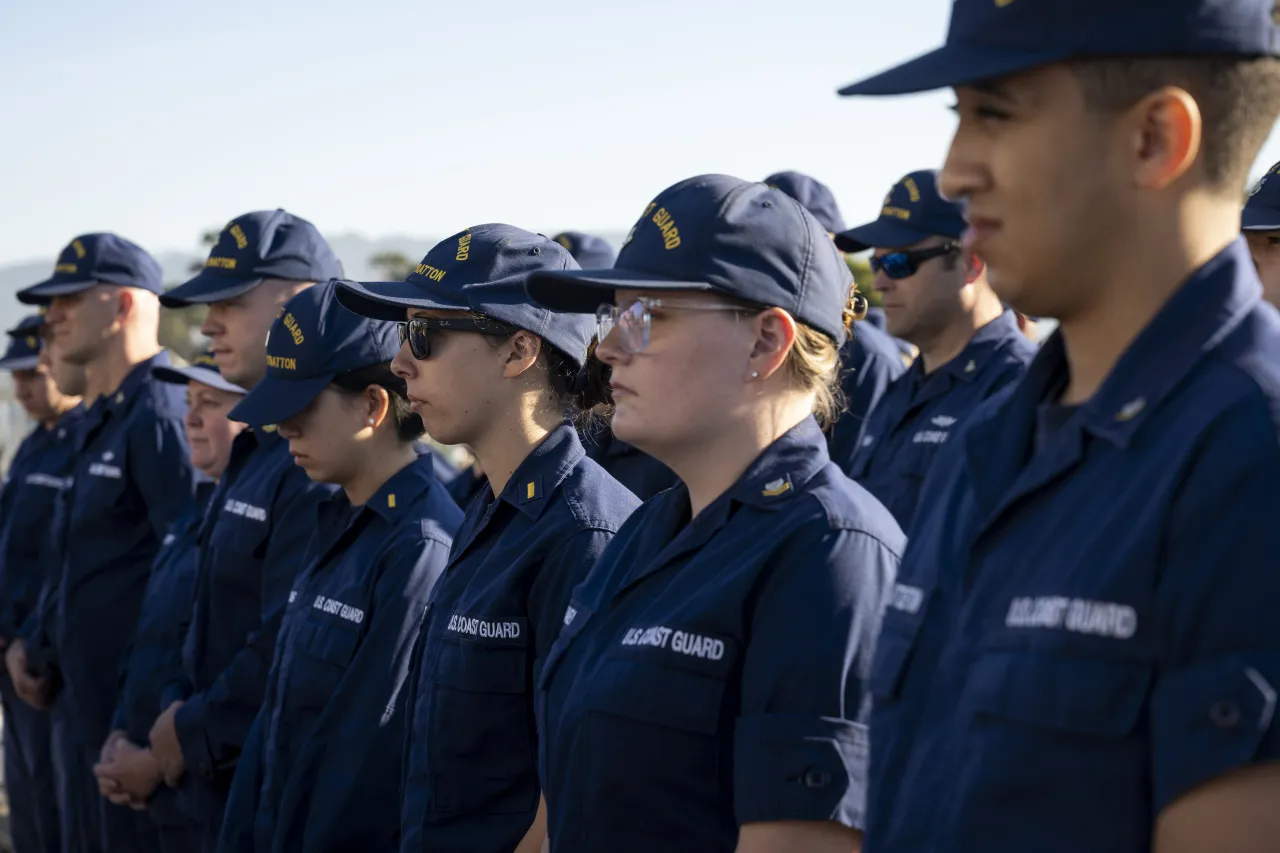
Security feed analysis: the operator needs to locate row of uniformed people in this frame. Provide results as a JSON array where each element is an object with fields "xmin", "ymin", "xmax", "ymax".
[
  {"xmin": 7, "ymin": 18, "xmax": 1280, "ymax": 847},
  {"xmin": 0, "ymin": 171, "xmax": 907, "ymax": 853}
]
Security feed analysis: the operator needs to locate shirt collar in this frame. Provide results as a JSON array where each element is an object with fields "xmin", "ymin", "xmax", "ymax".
[
  {"xmin": 724, "ymin": 416, "xmax": 831, "ymax": 510},
  {"xmin": 362, "ymin": 454, "xmax": 438, "ymax": 523},
  {"xmin": 940, "ymin": 309, "xmax": 1023, "ymax": 384},
  {"xmin": 1018, "ymin": 239, "xmax": 1260, "ymax": 448},
  {"xmin": 104, "ymin": 350, "xmax": 173, "ymax": 415},
  {"xmin": 498, "ymin": 423, "xmax": 587, "ymax": 519}
]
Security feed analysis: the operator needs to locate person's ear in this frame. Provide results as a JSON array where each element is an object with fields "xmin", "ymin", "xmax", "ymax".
[
  {"xmin": 746, "ymin": 308, "xmax": 797, "ymax": 383},
  {"xmin": 502, "ymin": 331, "xmax": 542, "ymax": 379}
]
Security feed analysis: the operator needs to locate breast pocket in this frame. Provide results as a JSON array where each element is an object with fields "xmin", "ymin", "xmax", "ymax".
[
  {"xmin": 428, "ymin": 637, "xmax": 536, "ymax": 816},
  {"xmin": 580, "ymin": 656, "xmax": 728, "ymax": 836},
  {"xmin": 952, "ymin": 649, "xmax": 1152, "ymax": 845},
  {"xmin": 287, "ymin": 618, "xmax": 361, "ymax": 711}
]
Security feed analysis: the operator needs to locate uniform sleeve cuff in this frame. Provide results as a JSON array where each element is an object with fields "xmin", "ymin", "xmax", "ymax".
[
  {"xmin": 1152, "ymin": 655, "xmax": 1280, "ymax": 813},
  {"xmin": 173, "ymin": 694, "xmax": 217, "ymax": 782},
  {"xmin": 733, "ymin": 714, "xmax": 869, "ymax": 829}
]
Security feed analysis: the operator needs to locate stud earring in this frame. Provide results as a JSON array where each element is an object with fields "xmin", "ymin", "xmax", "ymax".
[
  {"xmin": 367, "ymin": 418, "xmax": 375, "ymax": 426},
  {"xmin": 750, "ymin": 371, "xmax": 759, "ymax": 379}
]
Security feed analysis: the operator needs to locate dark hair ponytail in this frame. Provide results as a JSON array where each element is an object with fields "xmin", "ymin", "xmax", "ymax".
[
  {"xmin": 330, "ymin": 362, "xmax": 426, "ymax": 442},
  {"xmin": 544, "ymin": 339, "xmax": 612, "ymax": 430}
]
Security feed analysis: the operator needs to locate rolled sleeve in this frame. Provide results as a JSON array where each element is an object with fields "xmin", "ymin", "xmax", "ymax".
[
  {"xmin": 734, "ymin": 714, "xmax": 870, "ymax": 827},
  {"xmin": 1152, "ymin": 398, "xmax": 1280, "ymax": 813},
  {"xmin": 734, "ymin": 526, "xmax": 898, "ymax": 830}
]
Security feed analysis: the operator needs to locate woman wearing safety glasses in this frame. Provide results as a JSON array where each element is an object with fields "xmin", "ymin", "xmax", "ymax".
[
  {"xmin": 214, "ymin": 282, "xmax": 463, "ymax": 853},
  {"xmin": 335, "ymin": 224, "xmax": 641, "ymax": 853},
  {"xmin": 524, "ymin": 175, "xmax": 904, "ymax": 853}
]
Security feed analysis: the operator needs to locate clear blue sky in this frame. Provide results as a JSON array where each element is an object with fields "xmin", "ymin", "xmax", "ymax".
[{"xmin": 4, "ymin": 0, "xmax": 1280, "ymax": 266}]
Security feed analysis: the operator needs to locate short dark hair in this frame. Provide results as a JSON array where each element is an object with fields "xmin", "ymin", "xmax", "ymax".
[
  {"xmin": 330, "ymin": 362, "xmax": 425, "ymax": 443},
  {"xmin": 1068, "ymin": 56, "xmax": 1280, "ymax": 192}
]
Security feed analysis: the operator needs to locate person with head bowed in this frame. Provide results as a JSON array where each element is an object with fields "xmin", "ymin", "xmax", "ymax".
[
  {"xmin": 525, "ymin": 174, "xmax": 903, "ymax": 853},
  {"xmin": 336, "ymin": 224, "xmax": 641, "ymax": 853}
]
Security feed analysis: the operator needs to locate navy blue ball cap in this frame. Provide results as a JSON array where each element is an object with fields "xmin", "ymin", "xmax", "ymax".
[
  {"xmin": 18, "ymin": 233, "xmax": 164, "ymax": 306},
  {"xmin": 1244, "ymin": 161, "xmax": 1280, "ymax": 230},
  {"xmin": 839, "ymin": 0, "xmax": 1280, "ymax": 97},
  {"xmin": 161, "ymin": 210, "xmax": 342, "ymax": 308},
  {"xmin": 229, "ymin": 281, "xmax": 400, "ymax": 427},
  {"xmin": 0, "ymin": 314, "xmax": 46, "ymax": 371},
  {"xmin": 835, "ymin": 170, "xmax": 967, "ymax": 252},
  {"xmin": 763, "ymin": 171, "xmax": 847, "ymax": 234},
  {"xmin": 524, "ymin": 174, "xmax": 854, "ymax": 345},
  {"xmin": 336, "ymin": 224, "xmax": 597, "ymax": 368},
  {"xmin": 553, "ymin": 232, "xmax": 617, "ymax": 269},
  {"xmin": 152, "ymin": 349, "xmax": 246, "ymax": 395}
]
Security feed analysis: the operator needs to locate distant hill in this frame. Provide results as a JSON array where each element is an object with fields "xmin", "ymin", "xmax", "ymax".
[{"xmin": 0, "ymin": 230, "xmax": 630, "ymax": 333}]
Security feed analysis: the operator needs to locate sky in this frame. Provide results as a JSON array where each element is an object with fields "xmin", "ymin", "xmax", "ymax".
[{"xmin": 5, "ymin": 0, "xmax": 1280, "ymax": 267}]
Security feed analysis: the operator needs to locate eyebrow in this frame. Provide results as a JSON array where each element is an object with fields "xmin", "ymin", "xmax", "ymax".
[{"xmin": 963, "ymin": 78, "xmax": 1019, "ymax": 104}]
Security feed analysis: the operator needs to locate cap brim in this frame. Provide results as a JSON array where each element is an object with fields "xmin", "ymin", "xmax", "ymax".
[
  {"xmin": 228, "ymin": 373, "xmax": 332, "ymax": 427},
  {"xmin": 1242, "ymin": 207, "xmax": 1280, "ymax": 231},
  {"xmin": 17, "ymin": 279, "xmax": 97, "ymax": 306},
  {"xmin": 835, "ymin": 220, "xmax": 946, "ymax": 253},
  {"xmin": 838, "ymin": 43, "xmax": 1071, "ymax": 96},
  {"xmin": 336, "ymin": 278, "xmax": 475, "ymax": 321},
  {"xmin": 0, "ymin": 355, "xmax": 39, "ymax": 371},
  {"xmin": 151, "ymin": 365, "xmax": 246, "ymax": 395},
  {"xmin": 525, "ymin": 268, "xmax": 716, "ymax": 314},
  {"xmin": 160, "ymin": 270, "xmax": 266, "ymax": 308}
]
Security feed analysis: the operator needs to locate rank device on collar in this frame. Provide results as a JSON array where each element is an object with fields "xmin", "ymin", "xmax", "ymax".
[
  {"xmin": 336, "ymin": 223, "xmax": 597, "ymax": 368},
  {"xmin": 838, "ymin": 0, "xmax": 1280, "ymax": 97},
  {"xmin": 161, "ymin": 209, "xmax": 343, "ymax": 308},
  {"xmin": 836, "ymin": 169, "xmax": 966, "ymax": 253},
  {"xmin": 0, "ymin": 314, "xmax": 45, "ymax": 371},
  {"xmin": 524, "ymin": 174, "xmax": 854, "ymax": 346},
  {"xmin": 228, "ymin": 281, "xmax": 399, "ymax": 427},
  {"xmin": 18, "ymin": 233, "xmax": 164, "ymax": 306},
  {"xmin": 152, "ymin": 349, "xmax": 247, "ymax": 395}
]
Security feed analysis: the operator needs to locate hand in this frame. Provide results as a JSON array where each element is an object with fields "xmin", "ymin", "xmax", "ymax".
[
  {"xmin": 100, "ymin": 730, "xmax": 129, "ymax": 765},
  {"xmin": 94, "ymin": 740, "xmax": 162, "ymax": 807},
  {"xmin": 148, "ymin": 701, "xmax": 186, "ymax": 787},
  {"xmin": 5, "ymin": 640, "xmax": 50, "ymax": 710}
]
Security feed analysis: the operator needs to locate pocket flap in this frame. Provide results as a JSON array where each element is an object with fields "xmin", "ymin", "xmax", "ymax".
[
  {"xmin": 434, "ymin": 638, "xmax": 528, "ymax": 695},
  {"xmin": 970, "ymin": 650, "xmax": 1151, "ymax": 738}
]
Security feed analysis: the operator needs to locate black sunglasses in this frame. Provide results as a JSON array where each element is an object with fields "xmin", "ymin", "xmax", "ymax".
[
  {"xmin": 870, "ymin": 242, "xmax": 960, "ymax": 280},
  {"xmin": 397, "ymin": 316, "xmax": 518, "ymax": 360}
]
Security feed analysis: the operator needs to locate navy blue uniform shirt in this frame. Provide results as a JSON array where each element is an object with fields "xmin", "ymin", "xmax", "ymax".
[
  {"xmin": 400, "ymin": 423, "xmax": 640, "ymax": 853},
  {"xmin": 35, "ymin": 351, "xmax": 195, "ymax": 749},
  {"xmin": 171, "ymin": 428, "xmax": 336, "ymax": 799},
  {"xmin": 828, "ymin": 320, "xmax": 910, "ymax": 467},
  {"xmin": 538, "ymin": 418, "xmax": 902, "ymax": 853},
  {"xmin": 113, "ymin": 480, "xmax": 213, "ymax": 826},
  {"xmin": 845, "ymin": 310, "xmax": 1034, "ymax": 529},
  {"xmin": 865, "ymin": 240, "xmax": 1280, "ymax": 853},
  {"xmin": 0, "ymin": 406, "xmax": 82, "ymax": 641},
  {"xmin": 220, "ymin": 454, "xmax": 461, "ymax": 853},
  {"xmin": 582, "ymin": 425, "xmax": 678, "ymax": 501}
]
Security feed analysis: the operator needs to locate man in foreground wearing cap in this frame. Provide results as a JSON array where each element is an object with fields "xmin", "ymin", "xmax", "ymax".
[
  {"xmin": 765, "ymin": 170, "xmax": 912, "ymax": 471},
  {"xmin": 8, "ymin": 233, "xmax": 197, "ymax": 852},
  {"xmin": 145, "ymin": 210, "xmax": 340, "ymax": 849},
  {"xmin": 0, "ymin": 315, "xmax": 82, "ymax": 853},
  {"xmin": 833, "ymin": 169, "xmax": 1035, "ymax": 530},
  {"xmin": 841, "ymin": 1, "xmax": 1280, "ymax": 850},
  {"xmin": 553, "ymin": 230, "xmax": 679, "ymax": 501},
  {"xmin": 93, "ymin": 351, "xmax": 246, "ymax": 852},
  {"xmin": 1243, "ymin": 161, "xmax": 1280, "ymax": 307}
]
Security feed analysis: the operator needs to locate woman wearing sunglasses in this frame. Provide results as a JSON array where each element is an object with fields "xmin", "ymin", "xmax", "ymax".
[
  {"xmin": 214, "ymin": 282, "xmax": 463, "ymax": 853},
  {"xmin": 524, "ymin": 174, "xmax": 903, "ymax": 853},
  {"xmin": 832, "ymin": 168, "xmax": 1036, "ymax": 531},
  {"xmin": 335, "ymin": 224, "xmax": 641, "ymax": 853}
]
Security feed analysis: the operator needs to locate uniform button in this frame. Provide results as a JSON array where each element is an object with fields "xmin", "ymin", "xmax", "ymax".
[
  {"xmin": 1209, "ymin": 700, "xmax": 1241, "ymax": 729},
  {"xmin": 802, "ymin": 768, "xmax": 830, "ymax": 789}
]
